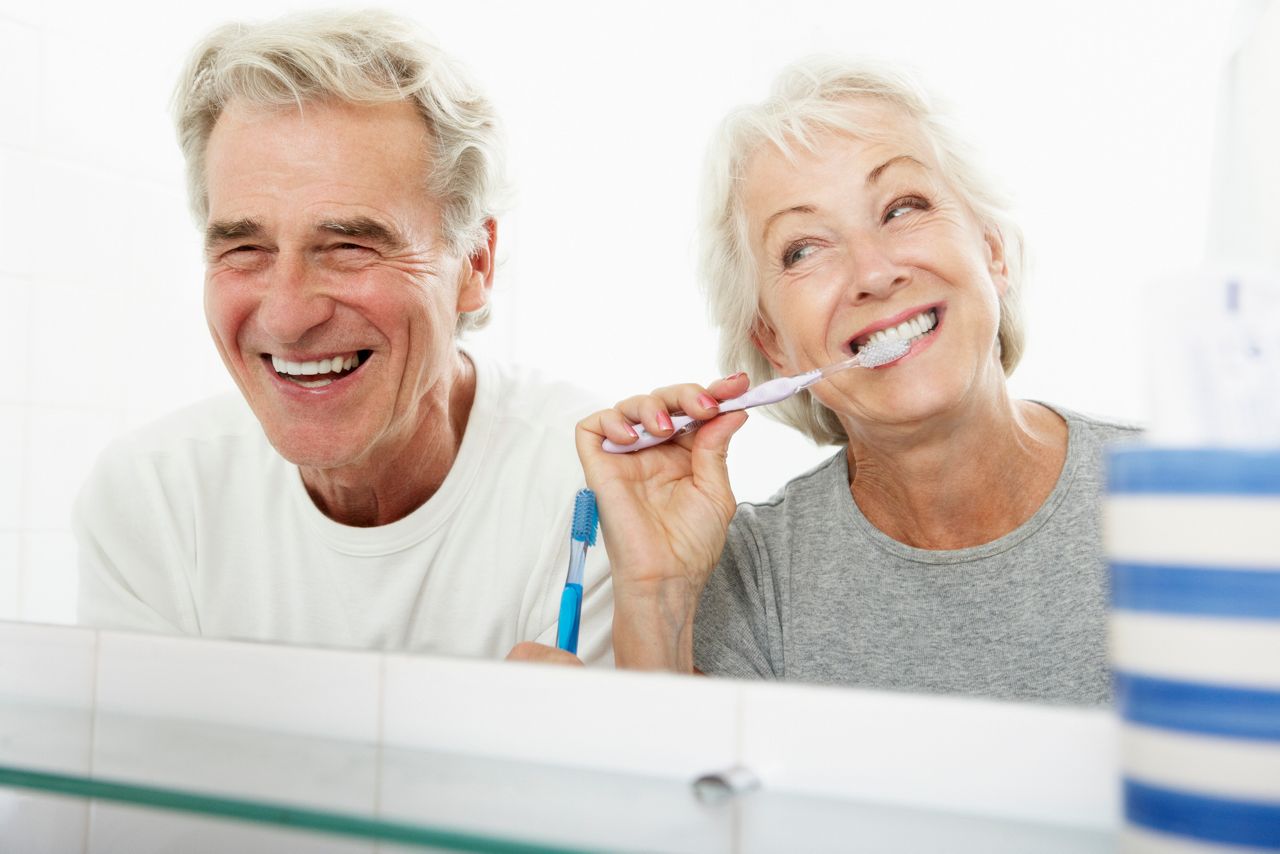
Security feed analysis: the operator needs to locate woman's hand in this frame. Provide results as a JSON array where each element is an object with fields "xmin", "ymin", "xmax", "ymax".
[{"xmin": 575, "ymin": 373, "xmax": 751, "ymax": 672}]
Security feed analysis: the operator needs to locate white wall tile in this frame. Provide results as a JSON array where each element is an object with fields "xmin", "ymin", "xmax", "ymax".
[
  {"xmin": 95, "ymin": 631, "xmax": 380, "ymax": 741},
  {"xmin": 738, "ymin": 680, "xmax": 1121, "ymax": 830},
  {"xmin": 0, "ymin": 278, "xmax": 31, "ymax": 405},
  {"xmin": 24, "ymin": 405, "xmax": 122, "ymax": 531},
  {"xmin": 92, "ymin": 633, "xmax": 382, "ymax": 814},
  {"xmin": 0, "ymin": 790, "xmax": 89, "ymax": 854},
  {"xmin": 739, "ymin": 790, "xmax": 1111, "ymax": 854},
  {"xmin": 88, "ymin": 802, "xmax": 371, "ymax": 854},
  {"xmin": 0, "ymin": 621, "xmax": 96, "ymax": 771},
  {"xmin": 37, "ymin": 20, "xmax": 190, "ymax": 184},
  {"xmin": 0, "ymin": 532, "xmax": 18, "ymax": 619},
  {"xmin": 21, "ymin": 529, "xmax": 77, "ymax": 624},
  {"xmin": 0, "ymin": 619, "xmax": 96, "ymax": 703},
  {"xmin": 0, "ymin": 151, "xmax": 137, "ymax": 278},
  {"xmin": 0, "ymin": 17, "xmax": 38, "ymax": 148},
  {"xmin": 28, "ymin": 281, "xmax": 132, "ymax": 409},
  {"xmin": 0, "ymin": 405, "xmax": 23, "ymax": 527},
  {"xmin": 378, "ymin": 746, "xmax": 731, "ymax": 854},
  {"xmin": 383, "ymin": 654, "xmax": 741, "ymax": 780}
]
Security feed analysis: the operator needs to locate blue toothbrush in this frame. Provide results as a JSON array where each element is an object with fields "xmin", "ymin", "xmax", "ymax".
[{"xmin": 556, "ymin": 488, "xmax": 598, "ymax": 655}]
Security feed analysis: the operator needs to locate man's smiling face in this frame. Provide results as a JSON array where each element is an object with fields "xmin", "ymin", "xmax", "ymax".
[{"xmin": 202, "ymin": 98, "xmax": 489, "ymax": 471}]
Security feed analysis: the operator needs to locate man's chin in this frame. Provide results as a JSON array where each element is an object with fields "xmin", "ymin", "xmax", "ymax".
[{"xmin": 262, "ymin": 430, "xmax": 367, "ymax": 472}]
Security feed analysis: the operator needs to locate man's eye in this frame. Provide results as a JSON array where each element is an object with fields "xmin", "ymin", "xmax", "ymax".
[{"xmin": 783, "ymin": 243, "xmax": 817, "ymax": 268}]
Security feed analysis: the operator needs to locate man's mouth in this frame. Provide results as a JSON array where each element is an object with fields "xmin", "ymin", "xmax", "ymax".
[
  {"xmin": 851, "ymin": 308, "xmax": 938, "ymax": 354},
  {"xmin": 268, "ymin": 350, "xmax": 371, "ymax": 389}
]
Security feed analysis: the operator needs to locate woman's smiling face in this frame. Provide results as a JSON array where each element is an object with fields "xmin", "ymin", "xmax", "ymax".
[{"xmin": 742, "ymin": 99, "xmax": 1011, "ymax": 435}]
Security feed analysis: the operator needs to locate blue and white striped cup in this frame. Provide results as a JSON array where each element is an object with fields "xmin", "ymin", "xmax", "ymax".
[{"xmin": 1106, "ymin": 446, "xmax": 1280, "ymax": 851}]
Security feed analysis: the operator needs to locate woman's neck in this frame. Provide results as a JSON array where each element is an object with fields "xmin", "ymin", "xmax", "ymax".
[{"xmin": 844, "ymin": 395, "xmax": 1068, "ymax": 550}]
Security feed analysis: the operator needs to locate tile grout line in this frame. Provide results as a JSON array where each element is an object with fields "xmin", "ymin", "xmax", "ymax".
[
  {"xmin": 372, "ymin": 651, "xmax": 387, "ymax": 854},
  {"xmin": 81, "ymin": 627, "xmax": 102, "ymax": 854},
  {"xmin": 731, "ymin": 682, "xmax": 746, "ymax": 854}
]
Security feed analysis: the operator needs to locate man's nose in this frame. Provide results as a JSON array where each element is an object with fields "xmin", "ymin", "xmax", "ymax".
[
  {"xmin": 842, "ymin": 236, "xmax": 910, "ymax": 304},
  {"xmin": 256, "ymin": 253, "xmax": 336, "ymax": 344}
]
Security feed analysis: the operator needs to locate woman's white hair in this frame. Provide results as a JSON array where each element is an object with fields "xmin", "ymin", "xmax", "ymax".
[
  {"xmin": 698, "ymin": 56, "xmax": 1027, "ymax": 446},
  {"xmin": 172, "ymin": 8, "xmax": 508, "ymax": 332}
]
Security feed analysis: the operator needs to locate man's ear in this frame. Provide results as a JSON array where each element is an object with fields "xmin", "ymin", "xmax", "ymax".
[
  {"xmin": 457, "ymin": 218, "xmax": 497, "ymax": 313},
  {"xmin": 984, "ymin": 226, "xmax": 1009, "ymax": 297},
  {"xmin": 750, "ymin": 312, "xmax": 788, "ymax": 372}
]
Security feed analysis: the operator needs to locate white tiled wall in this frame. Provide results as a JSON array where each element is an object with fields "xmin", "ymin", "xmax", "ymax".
[
  {"xmin": 0, "ymin": 7, "xmax": 228, "ymax": 625},
  {"xmin": 0, "ymin": 1, "xmax": 1238, "ymax": 627}
]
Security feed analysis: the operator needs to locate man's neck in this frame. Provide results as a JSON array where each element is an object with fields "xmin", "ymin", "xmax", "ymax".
[{"xmin": 299, "ymin": 352, "xmax": 478, "ymax": 527}]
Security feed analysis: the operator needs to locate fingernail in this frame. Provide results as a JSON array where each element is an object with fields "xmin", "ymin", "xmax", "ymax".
[
  {"xmin": 657, "ymin": 411, "xmax": 674, "ymax": 431},
  {"xmin": 723, "ymin": 372, "xmax": 746, "ymax": 382},
  {"xmin": 625, "ymin": 423, "xmax": 638, "ymax": 438},
  {"xmin": 698, "ymin": 394, "xmax": 719, "ymax": 410}
]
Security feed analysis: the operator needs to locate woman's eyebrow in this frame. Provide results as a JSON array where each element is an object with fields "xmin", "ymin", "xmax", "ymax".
[
  {"xmin": 761, "ymin": 205, "xmax": 815, "ymax": 243},
  {"xmin": 866, "ymin": 155, "xmax": 926, "ymax": 186}
]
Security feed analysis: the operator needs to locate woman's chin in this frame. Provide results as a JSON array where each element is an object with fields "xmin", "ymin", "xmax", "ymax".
[{"xmin": 833, "ymin": 382, "xmax": 970, "ymax": 435}]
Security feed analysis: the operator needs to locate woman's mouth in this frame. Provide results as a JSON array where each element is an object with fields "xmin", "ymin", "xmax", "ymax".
[
  {"xmin": 267, "ymin": 350, "xmax": 371, "ymax": 389},
  {"xmin": 851, "ymin": 308, "xmax": 938, "ymax": 355}
]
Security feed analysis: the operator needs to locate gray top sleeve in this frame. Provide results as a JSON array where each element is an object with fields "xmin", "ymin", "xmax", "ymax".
[{"xmin": 693, "ymin": 511, "xmax": 778, "ymax": 679}]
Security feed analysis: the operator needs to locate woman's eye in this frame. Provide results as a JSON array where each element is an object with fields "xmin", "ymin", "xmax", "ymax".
[
  {"xmin": 885, "ymin": 196, "xmax": 930, "ymax": 222},
  {"xmin": 783, "ymin": 242, "xmax": 817, "ymax": 268}
]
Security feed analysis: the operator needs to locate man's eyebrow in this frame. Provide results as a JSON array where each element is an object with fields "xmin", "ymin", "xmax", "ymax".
[
  {"xmin": 205, "ymin": 218, "xmax": 262, "ymax": 247},
  {"xmin": 866, "ymin": 154, "xmax": 926, "ymax": 185},
  {"xmin": 318, "ymin": 217, "xmax": 406, "ymax": 250}
]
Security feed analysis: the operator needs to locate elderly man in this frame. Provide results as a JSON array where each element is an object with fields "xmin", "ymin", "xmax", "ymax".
[{"xmin": 73, "ymin": 10, "xmax": 611, "ymax": 662}]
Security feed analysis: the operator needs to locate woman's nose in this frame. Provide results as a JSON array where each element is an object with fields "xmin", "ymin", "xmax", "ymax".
[
  {"xmin": 843, "ymin": 237, "xmax": 910, "ymax": 303},
  {"xmin": 256, "ymin": 253, "xmax": 336, "ymax": 344}
]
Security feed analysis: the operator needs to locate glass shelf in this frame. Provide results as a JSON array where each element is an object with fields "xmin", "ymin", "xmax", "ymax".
[{"xmin": 1, "ymin": 700, "xmax": 1113, "ymax": 853}]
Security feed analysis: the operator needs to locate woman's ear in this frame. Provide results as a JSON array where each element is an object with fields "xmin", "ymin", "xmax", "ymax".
[
  {"xmin": 750, "ymin": 314, "xmax": 788, "ymax": 372},
  {"xmin": 984, "ymin": 226, "xmax": 1010, "ymax": 297}
]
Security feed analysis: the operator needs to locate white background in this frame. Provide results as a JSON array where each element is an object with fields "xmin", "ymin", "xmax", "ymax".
[{"xmin": 0, "ymin": 0, "xmax": 1238, "ymax": 623}]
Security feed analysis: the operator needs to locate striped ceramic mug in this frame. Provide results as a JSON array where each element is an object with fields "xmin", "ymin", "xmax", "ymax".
[{"xmin": 1106, "ymin": 446, "xmax": 1280, "ymax": 851}]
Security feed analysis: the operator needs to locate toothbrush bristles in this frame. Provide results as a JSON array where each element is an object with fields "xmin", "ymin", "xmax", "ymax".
[{"xmin": 857, "ymin": 339, "xmax": 910, "ymax": 368}]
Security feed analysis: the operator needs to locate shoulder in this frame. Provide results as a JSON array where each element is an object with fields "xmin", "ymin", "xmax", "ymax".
[
  {"xmin": 1041, "ymin": 402, "xmax": 1144, "ymax": 458},
  {"xmin": 727, "ymin": 450, "xmax": 847, "ymax": 546},
  {"xmin": 84, "ymin": 393, "xmax": 269, "ymax": 489},
  {"xmin": 477, "ymin": 352, "xmax": 606, "ymax": 428}
]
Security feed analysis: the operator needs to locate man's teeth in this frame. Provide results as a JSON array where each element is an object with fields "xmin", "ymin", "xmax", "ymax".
[
  {"xmin": 271, "ymin": 352, "xmax": 362, "ymax": 388},
  {"xmin": 862, "ymin": 309, "xmax": 937, "ymax": 349},
  {"xmin": 271, "ymin": 352, "xmax": 361, "ymax": 377}
]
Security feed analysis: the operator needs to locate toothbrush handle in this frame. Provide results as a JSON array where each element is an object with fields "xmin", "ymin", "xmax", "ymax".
[
  {"xmin": 601, "ymin": 373, "xmax": 813, "ymax": 454},
  {"xmin": 555, "ymin": 582, "xmax": 583, "ymax": 654},
  {"xmin": 602, "ymin": 415, "xmax": 699, "ymax": 453}
]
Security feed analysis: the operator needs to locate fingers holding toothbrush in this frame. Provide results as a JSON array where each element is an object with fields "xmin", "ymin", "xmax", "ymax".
[
  {"xmin": 576, "ymin": 373, "xmax": 751, "ymax": 672},
  {"xmin": 596, "ymin": 374, "xmax": 750, "ymax": 452}
]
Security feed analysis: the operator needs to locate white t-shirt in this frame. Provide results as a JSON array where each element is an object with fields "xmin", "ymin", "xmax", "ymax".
[{"xmin": 73, "ymin": 351, "xmax": 614, "ymax": 664}]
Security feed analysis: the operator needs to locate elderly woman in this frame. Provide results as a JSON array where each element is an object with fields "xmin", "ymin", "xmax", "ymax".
[{"xmin": 577, "ymin": 58, "xmax": 1137, "ymax": 705}]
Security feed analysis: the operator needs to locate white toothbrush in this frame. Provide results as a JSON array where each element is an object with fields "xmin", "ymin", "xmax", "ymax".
[{"xmin": 602, "ymin": 338, "xmax": 910, "ymax": 454}]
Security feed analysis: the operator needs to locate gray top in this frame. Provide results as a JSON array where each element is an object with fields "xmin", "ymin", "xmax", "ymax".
[{"xmin": 693, "ymin": 405, "xmax": 1140, "ymax": 705}]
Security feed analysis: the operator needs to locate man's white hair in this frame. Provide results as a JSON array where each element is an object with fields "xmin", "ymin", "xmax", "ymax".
[
  {"xmin": 173, "ymin": 8, "xmax": 508, "ymax": 332},
  {"xmin": 698, "ymin": 56, "xmax": 1028, "ymax": 446}
]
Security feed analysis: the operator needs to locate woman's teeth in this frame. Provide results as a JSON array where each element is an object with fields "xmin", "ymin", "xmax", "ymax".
[
  {"xmin": 860, "ymin": 309, "xmax": 937, "ymax": 350},
  {"xmin": 272, "ymin": 352, "xmax": 362, "ymax": 388}
]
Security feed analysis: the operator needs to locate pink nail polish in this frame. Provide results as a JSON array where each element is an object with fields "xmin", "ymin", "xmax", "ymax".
[
  {"xmin": 698, "ymin": 394, "xmax": 719, "ymax": 410},
  {"xmin": 724, "ymin": 372, "xmax": 746, "ymax": 382},
  {"xmin": 625, "ymin": 423, "xmax": 638, "ymax": 438},
  {"xmin": 657, "ymin": 411, "xmax": 673, "ymax": 431}
]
